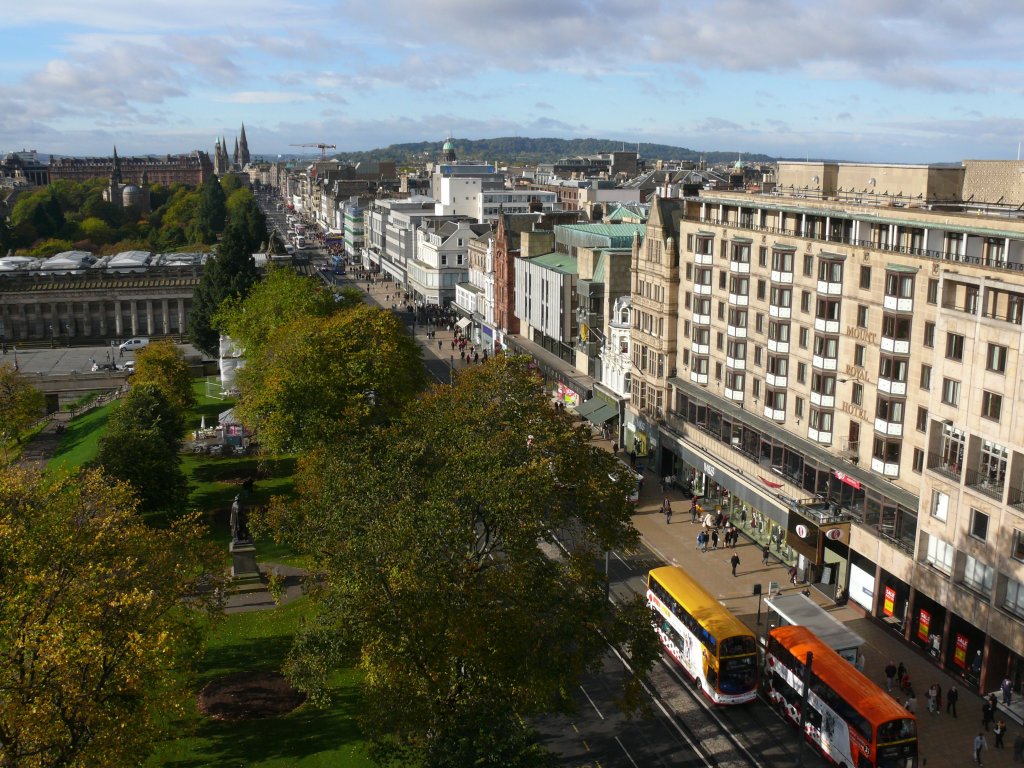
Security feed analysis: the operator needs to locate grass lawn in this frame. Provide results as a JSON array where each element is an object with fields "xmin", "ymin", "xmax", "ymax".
[
  {"xmin": 46, "ymin": 401, "xmax": 116, "ymax": 473},
  {"xmin": 147, "ymin": 599, "xmax": 374, "ymax": 768}
]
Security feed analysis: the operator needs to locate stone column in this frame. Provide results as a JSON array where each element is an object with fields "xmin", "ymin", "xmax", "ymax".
[
  {"xmin": 178, "ymin": 299, "xmax": 186, "ymax": 332},
  {"xmin": 130, "ymin": 300, "xmax": 138, "ymax": 335},
  {"xmin": 114, "ymin": 300, "xmax": 123, "ymax": 336},
  {"xmin": 146, "ymin": 300, "xmax": 155, "ymax": 336},
  {"xmin": 162, "ymin": 299, "xmax": 170, "ymax": 335},
  {"xmin": 98, "ymin": 301, "xmax": 107, "ymax": 337}
]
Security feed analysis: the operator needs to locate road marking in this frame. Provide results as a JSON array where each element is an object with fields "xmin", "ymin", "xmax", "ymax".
[
  {"xmin": 615, "ymin": 736, "xmax": 640, "ymax": 768},
  {"xmin": 582, "ymin": 739, "xmax": 591, "ymax": 752},
  {"xmin": 613, "ymin": 551, "xmax": 629, "ymax": 566},
  {"xmin": 579, "ymin": 684, "xmax": 604, "ymax": 720}
]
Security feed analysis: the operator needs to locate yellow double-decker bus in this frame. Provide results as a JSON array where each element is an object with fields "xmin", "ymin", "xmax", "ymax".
[{"xmin": 647, "ymin": 565, "xmax": 759, "ymax": 704}]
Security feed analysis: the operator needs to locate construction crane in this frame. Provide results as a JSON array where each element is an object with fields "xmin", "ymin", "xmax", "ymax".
[{"xmin": 289, "ymin": 142, "xmax": 336, "ymax": 159}]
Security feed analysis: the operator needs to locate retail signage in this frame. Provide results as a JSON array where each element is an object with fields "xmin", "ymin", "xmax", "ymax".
[
  {"xmin": 917, "ymin": 608, "xmax": 931, "ymax": 643},
  {"xmin": 795, "ymin": 524, "xmax": 809, "ymax": 538},
  {"xmin": 825, "ymin": 528, "xmax": 843, "ymax": 540},
  {"xmin": 702, "ymin": 461, "xmax": 716, "ymax": 478},
  {"xmin": 954, "ymin": 633, "xmax": 969, "ymax": 668},
  {"xmin": 883, "ymin": 586, "xmax": 896, "ymax": 617},
  {"xmin": 834, "ymin": 470, "xmax": 862, "ymax": 490}
]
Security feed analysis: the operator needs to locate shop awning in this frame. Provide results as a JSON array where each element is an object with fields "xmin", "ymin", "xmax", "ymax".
[
  {"xmin": 456, "ymin": 317, "xmax": 472, "ymax": 330},
  {"xmin": 575, "ymin": 398, "xmax": 604, "ymax": 419},
  {"xmin": 589, "ymin": 403, "xmax": 618, "ymax": 423}
]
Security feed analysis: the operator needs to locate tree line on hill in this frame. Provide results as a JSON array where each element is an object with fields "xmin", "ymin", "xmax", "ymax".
[
  {"xmin": 0, "ymin": 173, "xmax": 265, "ymax": 258},
  {"xmin": 333, "ymin": 135, "xmax": 775, "ymax": 166}
]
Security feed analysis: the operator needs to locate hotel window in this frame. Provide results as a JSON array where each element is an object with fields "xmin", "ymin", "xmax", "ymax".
[
  {"xmin": 818, "ymin": 259, "xmax": 843, "ymax": 284},
  {"xmin": 809, "ymin": 408, "xmax": 833, "ymax": 432},
  {"xmin": 925, "ymin": 535, "xmax": 954, "ymax": 574},
  {"xmin": 853, "ymin": 344, "xmax": 865, "ymax": 366},
  {"xmin": 799, "ymin": 326, "xmax": 809, "ymax": 348},
  {"xmin": 816, "ymin": 297, "xmax": 841, "ymax": 322},
  {"xmin": 719, "ymin": 271, "xmax": 727, "ymax": 289},
  {"xmin": 945, "ymin": 332, "xmax": 965, "ymax": 362},
  {"xmin": 770, "ymin": 286, "xmax": 792, "ymax": 307},
  {"xmin": 884, "ymin": 272, "xmax": 914, "ymax": 299},
  {"xmin": 941, "ymin": 377, "xmax": 960, "ymax": 406},
  {"xmin": 795, "ymin": 397, "xmax": 804, "ymax": 418},
  {"xmin": 916, "ymin": 407, "xmax": 928, "ymax": 432},
  {"xmin": 856, "ymin": 304, "xmax": 868, "ymax": 328},
  {"xmin": 686, "ymin": 264, "xmax": 693, "ymax": 280},
  {"xmin": 912, "ymin": 448, "xmax": 924, "ymax": 473},
  {"xmin": 759, "ymin": 246, "xmax": 768, "ymax": 267},
  {"xmin": 757, "ymin": 279, "xmax": 766, "ymax": 300},
  {"xmin": 715, "ymin": 362, "xmax": 723, "ymax": 381},
  {"xmin": 1013, "ymin": 529, "xmax": 1024, "ymax": 562},
  {"xmin": 752, "ymin": 378, "xmax": 761, "ymax": 398},
  {"xmin": 1005, "ymin": 579, "xmax": 1024, "ymax": 619},
  {"xmin": 927, "ymin": 278, "xmax": 939, "ymax": 304},
  {"xmin": 872, "ymin": 436, "xmax": 901, "ymax": 465},
  {"xmin": 970, "ymin": 508, "xmax": 989, "ymax": 542},
  {"xmin": 875, "ymin": 397, "xmax": 904, "ymax": 425},
  {"xmin": 852, "ymin": 382, "xmax": 863, "ymax": 406},
  {"xmin": 923, "ymin": 322, "xmax": 935, "ymax": 347},
  {"xmin": 772, "ymin": 250, "xmax": 793, "ymax": 272},
  {"xmin": 800, "ymin": 291, "xmax": 811, "ymax": 313},
  {"xmin": 859, "ymin": 265, "xmax": 871, "ymax": 289},
  {"xmin": 755, "ymin": 313, "xmax": 764, "ymax": 333},
  {"xmin": 803, "ymin": 254, "xmax": 814, "ymax": 276},
  {"xmin": 980, "ymin": 440, "xmax": 1007, "ymax": 487},
  {"xmin": 797, "ymin": 362, "xmax": 806, "ymax": 384},
  {"xmin": 920, "ymin": 364, "xmax": 931, "ymax": 390},
  {"xmin": 728, "ymin": 340, "xmax": 747, "ymax": 360},
  {"xmin": 986, "ymin": 343, "xmax": 1007, "ymax": 373},
  {"xmin": 729, "ymin": 276, "xmax": 749, "ymax": 296},
  {"xmin": 718, "ymin": 302, "xmax": 726, "ymax": 320},
  {"xmin": 962, "ymin": 555, "xmax": 994, "ymax": 597},
  {"xmin": 814, "ymin": 335, "xmax": 839, "ymax": 360},
  {"xmin": 981, "ymin": 391, "xmax": 1002, "ymax": 421},
  {"xmin": 931, "ymin": 490, "xmax": 949, "ymax": 522},
  {"xmin": 716, "ymin": 331, "xmax": 724, "ymax": 350}
]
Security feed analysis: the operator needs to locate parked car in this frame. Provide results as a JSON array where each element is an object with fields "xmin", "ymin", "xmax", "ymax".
[{"xmin": 118, "ymin": 337, "xmax": 149, "ymax": 352}]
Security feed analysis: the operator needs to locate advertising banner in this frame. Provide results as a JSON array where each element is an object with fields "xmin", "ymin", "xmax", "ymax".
[
  {"xmin": 954, "ymin": 633, "xmax": 969, "ymax": 668},
  {"xmin": 917, "ymin": 608, "xmax": 931, "ymax": 643},
  {"xmin": 883, "ymin": 585, "xmax": 896, "ymax": 617}
]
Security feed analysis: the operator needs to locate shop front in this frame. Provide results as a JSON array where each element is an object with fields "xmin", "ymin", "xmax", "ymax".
[
  {"xmin": 876, "ymin": 571, "xmax": 912, "ymax": 636},
  {"xmin": 909, "ymin": 591, "xmax": 946, "ymax": 661},
  {"xmin": 785, "ymin": 506, "xmax": 851, "ymax": 595},
  {"xmin": 947, "ymin": 613, "xmax": 987, "ymax": 689}
]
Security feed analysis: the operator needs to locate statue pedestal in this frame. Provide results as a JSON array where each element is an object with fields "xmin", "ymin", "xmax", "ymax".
[{"xmin": 230, "ymin": 540, "xmax": 260, "ymax": 584}]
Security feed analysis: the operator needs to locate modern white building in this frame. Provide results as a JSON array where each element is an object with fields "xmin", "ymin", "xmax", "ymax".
[{"xmin": 408, "ymin": 219, "xmax": 490, "ymax": 305}]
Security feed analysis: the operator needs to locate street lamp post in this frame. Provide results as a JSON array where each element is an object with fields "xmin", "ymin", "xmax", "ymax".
[
  {"xmin": 449, "ymin": 355, "xmax": 454, "ymax": 384},
  {"xmin": 48, "ymin": 324, "xmax": 54, "ymax": 349}
]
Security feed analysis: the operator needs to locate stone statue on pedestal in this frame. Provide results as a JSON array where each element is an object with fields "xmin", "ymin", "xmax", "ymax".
[{"xmin": 230, "ymin": 494, "xmax": 250, "ymax": 543}]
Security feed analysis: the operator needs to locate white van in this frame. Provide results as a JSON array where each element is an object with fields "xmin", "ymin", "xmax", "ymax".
[{"xmin": 118, "ymin": 337, "xmax": 150, "ymax": 353}]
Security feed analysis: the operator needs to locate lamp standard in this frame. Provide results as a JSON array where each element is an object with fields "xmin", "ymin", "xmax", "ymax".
[{"xmin": 48, "ymin": 324, "xmax": 54, "ymax": 349}]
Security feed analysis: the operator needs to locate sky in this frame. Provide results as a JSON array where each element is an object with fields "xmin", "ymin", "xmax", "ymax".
[{"xmin": 3, "ymin": 0, "xmax": 1024, "ymax": 163}]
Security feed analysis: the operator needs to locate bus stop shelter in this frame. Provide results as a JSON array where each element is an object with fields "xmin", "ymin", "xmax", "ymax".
[{"xmin": 764, "ymin": 593, "xmax": 864, "ymax": 663}]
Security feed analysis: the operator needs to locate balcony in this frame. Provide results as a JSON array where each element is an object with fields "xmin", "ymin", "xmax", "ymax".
[
  {"xmin": 877, "ymin": 376, "xmax": 907, "ymax": 396},
  {"xmin": 769, "ymin": 305, "xmax": 792, "ymax": 319},
  {"xmin": 1008, "ymin": 485, "xmax": 1024, "ymax": 509},
  {"xmin": 964, "ymin": 468, "xmax": 1005, "ymax": 501},
  {"xmin": 693, "ymin": 312, "xmax": 711, "ymax": 325},
  {"xmin": 694, "ymin": 283, "xmax": 713, "ymax": 295},
  {"xmin": 870, "ymin": 457, "xmax": 900, "ymax": 477},
  {"xmin": 767, "ymin": 338, "xmax": 789, "ymax": 353},
  {"xmin": 663, "ymin": 409, "xmax": 688, "ymax": 438},
  {"xmin": 694, "ymin": 252, "xmax": 713, "ymax": 266},
  {"xmin": 726, "ymin": 356, "xmax": 746, "ymax": 370},
  {"xmin": 763, "ymin": 406, "xmax": 786, "ymax": 421},
  {"xmin": 817, "ymin": 279, "xmax": 843, "ymax": 295},
  {"xmin": 727, "ymin": 324, "xmax": 747, "ymax": 338},
  {"xmin": 883, "ymin": 295, "xmax": 914, "ymax": 313},
  {"xmin": 812, "ymin": 354, "xmax": 838, "ymax": 371},
  {"xmin": 926, "ymin": 452, "xmax": 962, "ymax": 482},
  {"xmin": 692, "ymin": 342, "xmax": 709, "ymax": 355},
  {"xmin": 770, "ymin": 269, "xmax": 794, "ymax": 284},
  {"xmin": 814, "ymin": 317, "xmax": 840, "ymax": 334},
  {"xmin": 808, "ymin": 427, "xmax": 832, "ymax": 445},
  {"xmin": 730, "ymin": 260, "xmax": 751, "ymax": 274},
  {"xmin": 728, "ymin": 293, "xmax": 749, "ymax": 306},
  {"xmin": 880, "ymin": 336, "xmax": 911, "ymax": 354},
  {"xmin": 766, "ymin": 373, "xmax": 788, "ymax": 387},
  {"xmin": 874, "ymin": 417, "xmax": 904, "ymax": 437},
  {"xmin": 724, "ymin": 387, "xmax": 744, "ymax": 402},
  {"xmin": 690, "ymin": 370, "xmax": 709, "ymax": 385},
  {"xmin": 810, "ymin": 391, "xmax": 835, "ymax": 408}
]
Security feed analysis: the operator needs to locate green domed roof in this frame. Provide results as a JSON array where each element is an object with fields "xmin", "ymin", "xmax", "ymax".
[{"xmin": 443, "ymin": 139, "xmax": 454, "ymax": 151}]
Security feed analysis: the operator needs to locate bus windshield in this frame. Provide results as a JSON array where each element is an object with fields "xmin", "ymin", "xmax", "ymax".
[
  {"xmin": 720, "ymin": 635, "xmax": 757, "ymax": 656},
  {"xmin": 719, "ymin": 654, "xmax": 758, "ymax": 693},
  {"xmin": 877, "ymin": 717, "xmax": 917, "ymax": 742}
]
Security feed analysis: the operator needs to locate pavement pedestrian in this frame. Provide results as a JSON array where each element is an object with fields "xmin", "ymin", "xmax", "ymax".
[
  {"xmin": 935, "ymin": 683, "xmax": 943, "ymax": 714},
  {"xmin": 983, "ymin": 698, "xmax": 994, "ymax": 730},
  {"xmin": 788, "ymin": 565, "xmax": 799, "ymax": 584},
  {"xmin": 974, "ymin": 732, "xmax": 988, "ymax": 765},
  {"xmin": 691, "ymin": 498, "xmax": 699, "ymax": 523},
  {"xmin": 927, "ymin": 684, "xmax": 937, "ymax": 714},
  {"xmin": 711, "ymin": 528, "xmax": 719, "ymax": 549},
  {"xmin": 762, "ymin": 545, "xmax": 770, "ymax": 566},
  {"xmin": 885, "ymin": 661, "xmax": 897, "ymax": 692},
  {"xmin": 1003, "ymin": 676, "xmax": 1014, "ymax": 706},
  {"xmin": 903, "ymin": 688, "xmax": 917, "ymax": 713},
  {"xmin": 730, "ymin": 553, "xmax": 740, "ymax": 576},
  {"xmin": 948, "ymin": 685, "xmax": 959, "ymax": 717},
  {"xmin": 662, "ymin": 498, "xmax": 673, "ymax": 524},
  {"xmin": 438, "ymin": 340, "xmax": 442, "ymax": 351},
  {"xmin": 994, "ymin": 719, "xmax": 1006, "ymax": 749}
]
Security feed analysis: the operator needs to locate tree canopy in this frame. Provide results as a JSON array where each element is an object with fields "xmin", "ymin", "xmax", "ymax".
[
  {"xmin": 96, "ymin": 383, "xmax": 188, "ymax": 514},
  {"xmin": 234, "ymin": 303, "xmax": 424, "ymax": 454},
  {"xmin": 0, "ymin": 362, "xmax": 45, "ymax": 450},
  {"xmin": 0, "ymin": 467, "xmax": 221, "ymax": 768},
  {"xmin": 271, "ymin": 357, "xmax": 657, "ymax": 764},
  {"xmin": 132, "ymin": 341, "xmax": 195, "ymax": 414}
]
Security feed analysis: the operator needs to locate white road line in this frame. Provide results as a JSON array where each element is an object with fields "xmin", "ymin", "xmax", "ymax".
[
  {"xmin": 613, "ymin": 551, "xmax": 629, "ymax": 566},
  {"xmin": 615, "ymin": 736, "xmax": 640, "ymax": 768},
  {"xmin": 578, "ymin": 684, "xmax": 605, "ymax": 720}
]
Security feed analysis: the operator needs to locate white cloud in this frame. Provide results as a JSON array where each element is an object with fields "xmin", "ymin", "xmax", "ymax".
[{"xmin": 227, "ymin": 91, "xmax": 311, "ymax": 104}]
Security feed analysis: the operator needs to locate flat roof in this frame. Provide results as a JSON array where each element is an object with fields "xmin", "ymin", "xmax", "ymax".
[{"xmin": 765, "ymin": 593, "xmax": 864, "ymax": 652}]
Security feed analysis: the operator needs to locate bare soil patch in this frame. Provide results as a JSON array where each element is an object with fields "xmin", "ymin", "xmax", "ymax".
[{"xmin": 198, "ymin": 671, "xmax": 306, "ymax": 721}]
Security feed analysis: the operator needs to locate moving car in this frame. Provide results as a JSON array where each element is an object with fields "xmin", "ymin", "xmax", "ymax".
[{"xmin": 118, "ymin": 337, "xmax": 149, "ymax": 352}]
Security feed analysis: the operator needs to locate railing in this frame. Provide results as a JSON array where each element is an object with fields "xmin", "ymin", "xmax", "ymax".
[
  {"xmin": 927, "ymin": 452, "xmax": 962, "ymax": 481},
  {"xmin": 663, "ymin": 410, "xmax": 687, "ymax": 437},
  {"xmin": 1007, "ymin": 485, "xmax": 1024, "ymax": 509},
  {"xmin": 686, "ymin": 215, "xmax": 1024, "ymax": 273},
  {"xmin": 964, "ymin": 468, "xmax": 1005, "ymax": 501}
]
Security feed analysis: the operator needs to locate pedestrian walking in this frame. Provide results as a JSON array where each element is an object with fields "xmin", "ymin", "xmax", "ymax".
[
  {"xmin": 927, "ymin": 684, "xmax": 937, "ymax": 714},
  {"xmin": 629, "ymin": 450, "xmax": 637, "ymax": 468},
  {"xmin": 1002, "ymin": 676, "xmax": 1014, "ymax": 706},
  {"xmin": 974, "ymin": 732, "xmax": 988, "ymax": 765},
  {"xmin": 662, "ymin": 498, "xmax": 673, "ymax": 524},
  {"xmin": 696, "ymin": 531, "xmax": 705, "ymax": 551},
  {"xmin": 700, "ymin": 531, "xmax": 708, "ymax": 552},
  {"xmin": 935, "ymin": 683, "xmax": 943, "ymax": 714},
  {"xmin": 730, "ymin": 553, "xmax": 740, "ymax": 576},
  {"xmin": 885, "ymin": 661, "xmax": 897, "ymax": 692},
  {"xmin": 711, "ymin": 528, "xmax": 719, "ymax": 549},
  {"xmin": 897, "ymin": 661, "xmax": 907, "ymax": 683},
  {"xmin": 788, "ymin": 565, "xmax": 799, "ymax": 584},
  {"xmin": 983, "ymin": 699, "xmax": 994, "ymax": 730},
  {"xmin": 762, "ymin": 545, "xmax": 770, "ymax": 566},
  {"xmin": 903, "ymin": 688, "xmax": 917, "ymax": 713},
  {"xmin": 612, "ymin": 442, "xmax": 618, "ymax": 455},
  {"xmin": 994, "ymin": 719, "xmax": 1006, "ymax": 749},
  {"xmin": 948, "ymin": 685, "xmax": 959, "ymax": 717},
  {"xmin": 691, "ymin": 498, "xmax": 699, "ymax": 523},
  {"xmin": 438, "ymin": 340, "xmax": 443, "ymax": 350}
]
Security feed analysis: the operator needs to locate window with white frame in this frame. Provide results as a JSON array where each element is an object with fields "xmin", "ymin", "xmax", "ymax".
[
  {"xmin": 931, "ymin": 490, "xmax": 948, "ymax": 522},
  {"xmin": 962, "ymin": 554, "xmax": 994, "ymax": 596},
  {"xmin": 1014, "ymin": 529, "xmax": 1024, "ymax": 562},
  {"xmin": 969, "ymin": 508, "xmax": 989, "ymax": 541},
  {"xmin": 925, "ymin": 535, "xmax": 954, "ymax": 574},
  {"xmin": 1005, "ymin": 579, "xmax": 1024, "ymax": 618}
]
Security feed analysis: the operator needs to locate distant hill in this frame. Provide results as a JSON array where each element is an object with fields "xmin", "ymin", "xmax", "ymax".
[{"xmin": 331, "ymin": 137, "xmax": 774, "ymax": 167}]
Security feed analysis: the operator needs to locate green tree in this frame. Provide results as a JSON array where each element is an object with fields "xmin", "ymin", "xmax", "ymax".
[
  {"xmin": 133, "ymin": 341, "xmax": 195, "ymax": 413},
  {"xmin": 229, "ymin": 195, "xmax": 268, "ymax": 254},
  {"xmin": 78, "ymin": 216, "xmax": 115, "ymax": 245},
  {"xmin": 0, "ymin": 466, "xmax": 221, "ymax": 768},
  {"xmin": 273, "ymin": 357, "xmax": 657, "ymax": 764},
  {"xmin": 195, "ymin": 176, "xmax": 227, "ymax": 242},
  {"xmin": 186, "ymin": 222, "xmax": 260, "ymax": 356},
  {"xmin": 219, "ymin": 173, "xmax": 243, "ymax": 195},
  {"xmin": 235, "ymin": 304, "xmax": 424, "ymax": 453},
  {"xmin": 97, "ymin": 384, "xmax": 188, "ymax": 514},
  {"xmin": 215, "ymin": 266, "xmax": 339, "ymax": 358},
  {"xmin": 0, "ymin": 362, "xmax": 45, "ymax": 453},
  {"xmin": 0, "ymin": 215, "xmax": 11, "ymax": 255}
]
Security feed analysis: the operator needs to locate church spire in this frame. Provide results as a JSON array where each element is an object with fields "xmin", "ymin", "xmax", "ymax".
[
  {"xmin": 238, "ymin": 123, "xmax": 250, "ymax": 166},
  {"xmin": 232, "ymin": 137, "xmax": 239, "ymax": 166},
  {"xmin": 110, "ymin": 146, "xmax": 122, "ymax": 185}
]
